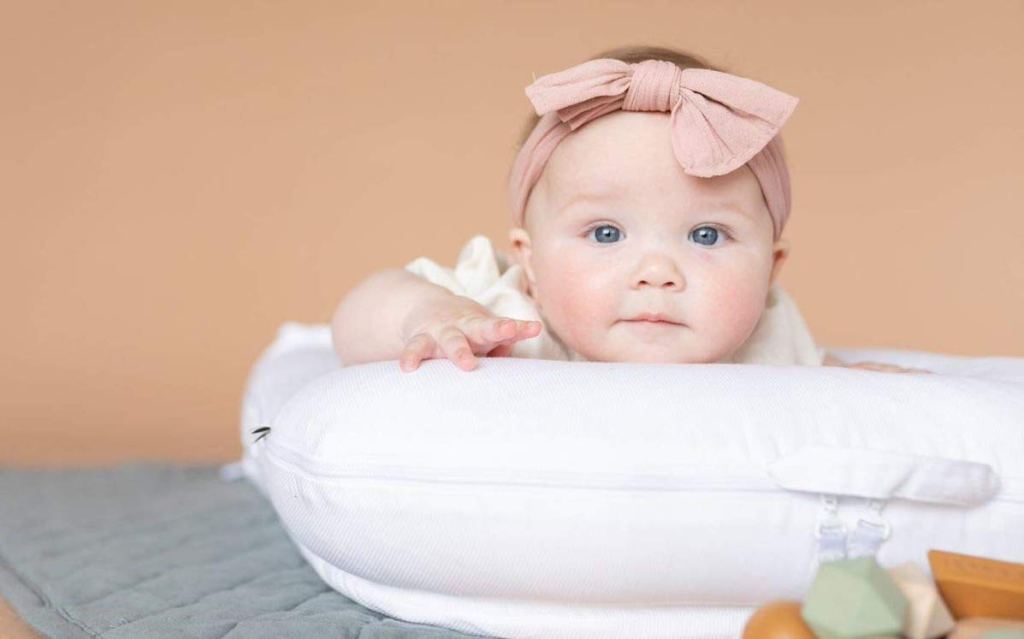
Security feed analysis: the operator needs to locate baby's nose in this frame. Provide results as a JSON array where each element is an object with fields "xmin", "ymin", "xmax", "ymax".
[
  {"xmin": 637, "ymin": 275, "xmax": 681, "ymax": 289},
  {"xmin": 634, "ymin": 259, "xmax": 685, "ymax": 290}
]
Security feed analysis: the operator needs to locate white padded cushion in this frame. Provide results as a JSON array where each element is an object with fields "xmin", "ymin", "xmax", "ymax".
[{"xmin": 239, "ymin": 322, "xmax": 1024, "ymax": 639}]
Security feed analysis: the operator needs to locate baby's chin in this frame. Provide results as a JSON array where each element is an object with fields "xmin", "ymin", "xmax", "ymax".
[{"xmin": 573, "ymin": 332, "xmax": 734, "ymax": 365}]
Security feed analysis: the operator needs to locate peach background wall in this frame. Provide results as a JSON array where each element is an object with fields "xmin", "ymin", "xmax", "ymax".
[{"xmin": 2, "ymin": 1, "xmax": 1022, "ymax": 467}]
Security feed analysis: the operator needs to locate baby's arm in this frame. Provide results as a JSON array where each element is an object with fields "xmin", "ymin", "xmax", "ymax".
[
  {"xmin": 331, "ymin": 268, "xmax": 450, "ymax": 365},
  {"xmin": 330, "ymin": 268, "xmax": 540, "ymax": 370},
  {"xmin": 823, "ymin": 351, "xmax": 932, "ymax": 374}
]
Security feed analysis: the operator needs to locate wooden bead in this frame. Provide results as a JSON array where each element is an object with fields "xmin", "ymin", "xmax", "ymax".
[
  {"xmin": 742, "ymin": 600, "xmax": 815, "ymax": 639},
  {"xmin": 947, "ymin": 616, "xmax": 1024, "ymax": 639},
  {"xmin": 929, "ymin": 550, "xmax": 1024, "ymax": 620}
]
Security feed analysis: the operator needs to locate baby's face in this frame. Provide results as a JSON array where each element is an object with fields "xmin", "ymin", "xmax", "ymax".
[{"xmin": 510, "ymin": 111, "xmax": 788, "ymax": 364}]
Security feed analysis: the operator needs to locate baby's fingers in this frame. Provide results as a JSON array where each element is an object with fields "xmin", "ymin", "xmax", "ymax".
[
  {"xmin": 436, "ymin": 325, "xmax": 478, "ymax": 371},
  {"xmin": 517, "ymin": 320, "xmax": 543, "ymax": 339},
  {"xmin": 846, "ymin": 361, "xmax": 934, "ymax": 375},
  {"xmin": 399, "ymin": 333, "xmax": 435, "ymax": 372},
  {"xmin": 487, "ymin": 342, "xmax": 514, "ymax": 358},
  {"xmin": 487, "ymin": 318, "xmax": 542, "ymax": 343},
  {"xmin": 459, "ymin": 316, "xmax": 512, "ymax": 345},
  {"xmin": 461, "ymin": 317, "xmax": 541, "ymax": 347}
]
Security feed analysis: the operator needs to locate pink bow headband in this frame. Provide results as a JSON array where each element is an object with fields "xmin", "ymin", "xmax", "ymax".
[{"xmin": 508, "ymin": 58, "xmax": 799, "ymax": 240}]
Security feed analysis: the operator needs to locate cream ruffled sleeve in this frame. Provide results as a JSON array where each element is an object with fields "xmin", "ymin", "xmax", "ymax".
[
  {"xmin": 403, "ymin": 235, "xmax": 574, "ymax": 361},
  {"xmin": 726, "ymin": 285, "xmax": 826, "ymax": 366}
]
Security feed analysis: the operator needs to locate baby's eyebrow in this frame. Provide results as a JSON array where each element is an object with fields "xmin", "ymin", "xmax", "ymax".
[
  {"xmin": 560, "ymin": 196, "xmax": 757, "ymax": 222},
  {"xmin": 558, "ymin": 187, "xmax": 620, "ymax": 210},
  {"xmin": 706, "ymin": 204, "xmax": 756, "ymax": 220}
]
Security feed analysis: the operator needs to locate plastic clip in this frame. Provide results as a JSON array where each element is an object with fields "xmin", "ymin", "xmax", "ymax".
[
  {"xmin": 814, "ymin": 494, "xmax": 848, "ymax": 563},
  {"xmin": 847, "ymin": 498, "xmax": 891, "ymax": 558}
]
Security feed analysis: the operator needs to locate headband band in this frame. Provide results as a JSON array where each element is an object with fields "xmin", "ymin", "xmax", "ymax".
[{"xmin": 508, "ymin": 58, "xmax": 799, "ymax": 240}]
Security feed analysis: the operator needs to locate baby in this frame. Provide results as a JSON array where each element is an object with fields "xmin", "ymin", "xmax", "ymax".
[{"xmin": 332, "ymin": 45, "xmax": 930, "ymax": 375}]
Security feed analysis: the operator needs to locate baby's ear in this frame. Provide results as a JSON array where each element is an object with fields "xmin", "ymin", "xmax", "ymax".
[
  {"xmin": 769, "ymin": 237, "xmax": 790, "ymax": 286},
  {"xmin": 508, "ymin": 227, "xmax": 537, "ymax": 294}
]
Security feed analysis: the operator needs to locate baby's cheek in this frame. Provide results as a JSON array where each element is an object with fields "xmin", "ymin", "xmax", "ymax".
[
  {"xmin": 536, "ymin": 265, "xmax": 611, "ymax": 347},
  {"xmin": 701, "ymin": 278, "xmax": 767, "ymax": 346}
]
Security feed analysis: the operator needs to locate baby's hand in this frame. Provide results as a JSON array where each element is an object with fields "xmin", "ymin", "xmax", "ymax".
[
  {"xmin": 823, "ymin": 352, "xmax": 932, "ymax": 374},
  {"xmin": 399, "ymin": 297, "xmax": 542, "ymax": 372},
  {"xmin": 835, "ymin": 360, "xmax": 933, "ymax": 374}
]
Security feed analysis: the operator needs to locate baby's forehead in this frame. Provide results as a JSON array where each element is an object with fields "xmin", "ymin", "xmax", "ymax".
[
  {"xmin": 545, "ymin": 113, "xmax": 676, "ymax": 184},
  {"xmin": 529, "ymin": 112, "xmax": 770, "ymax": 226},
  {"xmin": 542, "ymin": 150, "xmax": 757, "ymax": 211}
]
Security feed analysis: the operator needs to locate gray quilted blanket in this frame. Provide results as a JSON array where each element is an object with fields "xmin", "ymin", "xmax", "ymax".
[{"xmin": 0, "ymin": 463, "xmax": 491, "ymax": 638}]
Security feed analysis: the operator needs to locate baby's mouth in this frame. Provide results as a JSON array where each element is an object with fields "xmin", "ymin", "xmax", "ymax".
[
  {"xmin": 619, "ymin": 319, "xmax": 687, "ymax": 330},
  {"xmin": 621, "ymin": 313, "xmax": 685, "ymax": 326}
]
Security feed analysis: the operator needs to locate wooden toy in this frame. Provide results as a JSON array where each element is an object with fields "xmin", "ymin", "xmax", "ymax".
[
  {"xmin": 888, "ymin": 561, "xmax": 956, "ymax": 638},
  {"xmin": 947, "ymin": 616, "xmax": 1024, "ymax": 638},
  {"xmin": 742, "ymin": 600, "xmax": 815, "ymax": 639},
  {"xmin": 929, "ymin": 549, "xmax": 1024, "ymax": 620},
  {"xmin": 801, "ymin": 557, "xmax": 907, "ymax": 638}
]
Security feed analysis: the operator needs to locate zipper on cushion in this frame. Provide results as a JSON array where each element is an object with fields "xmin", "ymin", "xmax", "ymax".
[{"xmin": 262, "ymin": 438, "xmax": 781, "ymax": 493}]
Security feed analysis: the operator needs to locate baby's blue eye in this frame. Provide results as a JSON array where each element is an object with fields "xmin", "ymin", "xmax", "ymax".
[
  {"xmin": 588, "ymin": 224, "xmax": 622, "ymax": 244},
  {"xmin": 690, "ymin": 226, "xmax": 724, "ymax": 246}
]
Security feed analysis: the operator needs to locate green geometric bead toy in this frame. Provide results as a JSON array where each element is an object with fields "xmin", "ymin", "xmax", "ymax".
[{"xmin": 801, "ymin": 557, "xmax": 908, "ymax": 639}]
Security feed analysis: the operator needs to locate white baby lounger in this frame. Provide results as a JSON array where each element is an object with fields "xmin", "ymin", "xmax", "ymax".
[{"xmin": 232, "ymin": 322, "xmax": 1024, "ymax": 639}]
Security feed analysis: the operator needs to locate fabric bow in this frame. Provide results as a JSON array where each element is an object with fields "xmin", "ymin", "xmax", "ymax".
[{"xmin": 524, "ymin": 58, "xmax": 798, "ymax": 178}]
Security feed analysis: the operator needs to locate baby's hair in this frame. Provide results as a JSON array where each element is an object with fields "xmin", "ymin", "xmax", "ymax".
[{"xmin": 513, "ymin": 45, "xmax": 729, "ymax": 151}]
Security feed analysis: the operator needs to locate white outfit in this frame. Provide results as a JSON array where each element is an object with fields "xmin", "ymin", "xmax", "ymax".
[{"xmin": 404, "ymin": 235, "xmax": 825, "ymax": 366}]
